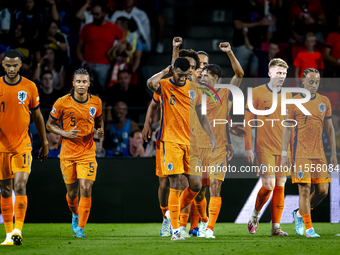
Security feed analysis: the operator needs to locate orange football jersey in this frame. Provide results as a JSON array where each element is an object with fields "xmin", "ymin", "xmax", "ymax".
[
  {"xmin": 196, "ymin": 87, "xmax": 232, "ymax": 148},
  {"xmin": 244, "ymin": 84, "xmax": 292, "ymax": 155},
  {"xmin": 50, "ymin": 94, "xmax": 102, "ymax": 160},
  {"xmin": 287, "ymin": 93, "xmax": 332, "ymax": 159},
  {"xmin": 0, "ymin": 76, "xmax": 40, "ymax": 153},
  {"xmin": 158, "ymin": 77, "xmax": 201, "ymax": 146}
]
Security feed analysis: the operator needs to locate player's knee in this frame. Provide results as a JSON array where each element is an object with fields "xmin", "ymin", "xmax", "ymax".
[
  {"xmin": 14, "ymin": 182, "xmax": 26, "ymax": 195},
  {"xmin": 68, "ymin": 191, "xmax": 78, "ymax": 200},
  {"xmin": 262, "ymin": 180, "xmax": 275, "ymax": 190},
  {"xmin": 318, "ymin": 187, "xmax": 328, "ymax": 198},
  {"xmin": 210, "ymin": 183, "xmax": 221, "ymax": 197},
  {"xmin": 0, "ymin": 186, "xmax": 12, "ymax": 197},
  {"xmin": 80, "ymin": 183, "xmax": 92, "ymax": 196},
  {"xmin": 190, "ymin": 181, "xmax": 202, "ymax": 193}
]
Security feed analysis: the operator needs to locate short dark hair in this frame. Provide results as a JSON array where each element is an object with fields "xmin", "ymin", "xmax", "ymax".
[
  {"xmin": 197, "ymin": 51, "xmax": 209, "ymax": 58},
  {"xmin": 69, "ymin": 68, "xmax": 92, "ymax": 96},
  {"xmin": 41, "ymin": 70, "xmax": 53, "ymax": 79},
  {"xmin": 118, "ymin": 69, "xmax": 131, "ymax": 77},
  {"xmin": 302, "ymin": 68, "xmax": 320, "ymax": 78},
  {"xmin": 173, "ymin": 57, "xmax": 190, "ymax": 72},
  {"xmin": 202, "ymin": 64, "xmax": 222, "ymax": 78},
  {"xmin": 4, "ymin": 49, "xmax": 21, "ymax": 60},
  {"xmin": 129, "ymin": 129, "xmax": 142, "ymax": 138},
  {"xmin": 179, "ymin": 49, "xmax": 200, "ymax": 70}
]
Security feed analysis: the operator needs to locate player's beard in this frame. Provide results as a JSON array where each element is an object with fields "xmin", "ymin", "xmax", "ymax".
[{"xmin": 5, "ymin": 71, "xmax": 19, "ymax": 80}]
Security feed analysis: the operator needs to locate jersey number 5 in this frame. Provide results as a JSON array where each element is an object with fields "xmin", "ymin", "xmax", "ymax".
[{"xmin": 170, "ymin": 95, "xmax": 175, "ymax": 105}]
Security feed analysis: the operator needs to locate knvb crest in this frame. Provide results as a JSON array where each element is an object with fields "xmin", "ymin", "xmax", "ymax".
[
  {"xmin": 318, "ymin": 103, "xmax": 325, "ymax": 115},
  {"xmin": 188, "ymin": 90, "xmax": 196, "ymax": 100},
  {"xmin": 89, "ymin": 107, "xmax": 96, "ymax": 117},
  {"xmin": 18, "ymin": 91, "xmax": 27, "ymax": 104}
]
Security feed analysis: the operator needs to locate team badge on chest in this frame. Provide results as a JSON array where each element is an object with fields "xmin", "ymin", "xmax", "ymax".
[
  {"xmin": 188, "ymin": 90, "xmax": 196, "ymax": 100},
  {"xmin": 89, "ymin": 107, "xmax": 96, "ymax": 117},
  {"xmin": 318, "ymin": 103, "xmax": 325, "ymax": 115},
  {"xmin": 18, "ymin": 91, "xmax": 27, "ymax": 104}
]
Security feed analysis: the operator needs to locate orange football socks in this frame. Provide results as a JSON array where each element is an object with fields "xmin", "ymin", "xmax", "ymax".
[
  {"xmin": 190, "ymin": 201, "xmax": 200, "ymax": 230},
  {"xmin": 66, "ymin": 194, "xmax": 79, "ymax": 215},
  {"xmin": 180, "ymin": 213, "xmax": 189, "ymax": 227},
  {"xmin": 14, "ymin": 195, "xmax": 27, "ymax": 232},
  {"xmin": 180, "ymin": 187, "xmax": 198, "ymax": 211},
  {"xmin": 302, "ymin": 214, "xmax": 313, "ymax": 230},
  {"xmin": 78, "ymin": 197, "xmax": 91, "ymax": 229},
  {"xmin": 194, "ymin": 197, "xmax": 208, "ymax": 223},
  {"xmin": 1, "ymin": 196, "xmax": 13, "ymax": 233},
  {"xmin": 270, "ymin": 186, "xmax": 284, "ymax": 224},
  {"xmin": 169, "ymin": 189, "xmax": 181, "ymax": 229},
  {"xmin": 207, "ymin": 197, "xmax": 222, "ymax": 231},
  {"xmin": 255, "ymin": 186, "xmax": 273, "ymax": 211},
  {"xmin": 160, "ymin": 206, "xmax": 168, "ymax": 219}
]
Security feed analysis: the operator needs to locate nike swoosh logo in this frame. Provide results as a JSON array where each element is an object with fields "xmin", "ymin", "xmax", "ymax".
[
  {"xmin": 170, "ymin": 89, "xmax": 174, "ymax": 91},
  {"xmin": 22, "ymin": 166, "xmax": 28, "ymax": 168},
  {"xmin": 2, "ymin": 208, "xmax": 8, "ymax": 211},
  {"xmin": 0, "ymin": 94, "xmax": 3, "ymax": 97},
  {"xmin": 264, "ymin": 100, "xmax": 271, "ymax": 103},
  {"xmin": 70, "ymin": 112, "xmax": 75, "ymax": 114},
  {"xmin": 87, "ymin": 174, "xmax": 93, "ymax": 177}
]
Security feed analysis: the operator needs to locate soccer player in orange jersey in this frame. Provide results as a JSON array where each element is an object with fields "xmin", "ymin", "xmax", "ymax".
[
  {"xmin": 46, "ymin": 68, "xmax": 104, "ymax": 238},
  {"xmin": 281, "ymin": 68, "xmax": 337, "ymax": 238},
  {"xmin": 194, "ymin": 42, "xmax": 245, "ymax": 238},
  {"xmin": 147, "ymin": 57, "xmax": 217, "ymax": 241},
  {"xmin": 244, "ymin": 58, "xmax": 292, "ymax": 236},
  {"xmin": 0, "ymin": 50, "xmax": 49, "ymax": 245}
]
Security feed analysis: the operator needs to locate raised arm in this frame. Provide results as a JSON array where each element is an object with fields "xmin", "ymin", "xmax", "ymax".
[
  {"xmin": 219, "ymin": 42, "xmax": 244, "ymax": 87},
  {"xmin": 31, "ymin": 108, "xmax": 49, "ymax": 160},
  {"xmin": 324, "ymin": 118, "xmax": 338, "ymax": 167},
  {"xmin": 147, "ymin": 65, "xmax": 172, "ymax": 92},
  {"xmin": 171, "ymin": 37, "xmax": 182, "ymax": 65}
]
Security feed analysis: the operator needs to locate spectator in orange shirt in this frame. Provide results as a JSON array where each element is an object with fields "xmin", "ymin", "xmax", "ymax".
[
  {"xmin": 294, "ymin": 33, "xmax": 324, "ymax": 81},
  {"xmin": 323, "ymin": 15, "xmax": 340, "ymax": 77}
]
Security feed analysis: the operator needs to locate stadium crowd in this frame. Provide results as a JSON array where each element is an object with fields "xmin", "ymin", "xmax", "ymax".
[{"xmin": 0, "ymin": 0, "xmax": 339, "ymax": 157}]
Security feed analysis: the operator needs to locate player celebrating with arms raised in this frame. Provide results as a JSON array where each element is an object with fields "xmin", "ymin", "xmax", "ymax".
[
  {"xmin": 0, "ymin": 50, "xmax": 49, "ymax": 245},
  {"xmin": 244, "ymin": 58, "xmax": 292, "ymax": 236},
  {"xmin": 46, "ymin": 68, "xmax": 104, "ymax": 238},
  {"xmin": 147, "ymin": 57, "xmax": 217, "ymax": 241},
  {"xmin": 281, "ymin": 68, "xmax": 337, "ymax": 238}
]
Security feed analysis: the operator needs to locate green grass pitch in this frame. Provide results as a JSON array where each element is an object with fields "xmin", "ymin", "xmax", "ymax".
[{"xmin": 1, "ymin": 223, "xmax": 339, "ymax": 255}]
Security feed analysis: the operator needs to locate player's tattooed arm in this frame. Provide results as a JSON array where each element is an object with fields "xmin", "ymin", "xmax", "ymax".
[
  {"xmin": 281, "ymin": 121, "xmax": 293, "ymax": 167},
  {"xmin": 95, "ymin": 115, "xmax": 104, "ymax": 138},
  {"xmin": 171, "ymin": 37, "xmax": 182, "ymax": 65},
  {"xmin": 46, "ymin": 116, "xmax": 81, "ymax": 139},
  {"xmin": 147, "ymin": 65, "xmax": 172, "ymax": 93},
  {"xmin": 219, "ymin": 42, "xmax": 244, "ymax": 87},
  {"xmin": 324, "ymin": 118, "xmax": 338, "ymax": 167},
  {"xmin": 143, "ymin": 100, "xmax": 159, "ymax": 142},
  {"xmin": 31, "ymin": 108, "xmax": 49, "ymax": 161}
]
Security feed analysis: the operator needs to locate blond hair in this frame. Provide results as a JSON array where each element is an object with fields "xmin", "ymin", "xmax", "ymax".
[{"xmin": 268, "ymin": 58, "xmax": 289, "ymax": 70}]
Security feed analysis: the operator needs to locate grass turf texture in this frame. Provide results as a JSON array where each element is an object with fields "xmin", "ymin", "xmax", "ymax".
[{"xmin": 0, "ymin": 223, "xmax": 339, "ymax": 255}]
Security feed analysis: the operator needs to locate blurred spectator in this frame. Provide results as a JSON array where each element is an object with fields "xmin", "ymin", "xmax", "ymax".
[
  {"xmin": 0, "ymin": 44, "xmax": 8, "ymax": 76},
  {"xmin": 35, "ymin": 70, "xmax": 61, "ymax": 117},
  {"xmin": 289, "ymin": 0, "xmax": 326, "ymax": 43},
  {"xmin": 122, "ymin": 129, "xmax": 145, "ymax": 157},
  {"xmin": 0, "ymin": 2, "xmax": 11, "ymax": 35},
  {"xmin": 109, "ymin": 0, "xmax": 151, "ymax": 52},
  {"xmin": 77, "ymin": 3, "xmax": 123, "ymax": 91},
  {"xmin": 33, "ymin": 47, "xmax": 66, "ymax": 91},
  {"xmin": 256, "ymin": 41, "xmax": 280, "ymax": 77},
  {"xmin": 105, "ymin": 69, "xmax": 150, "ymax": 122},
  {"xmin": 294, "ymin": 33, "xmax": 324, "ymax": 80},
  {"xmin": 323, "ymin": 15, "xmax": 340, "ymax": 77},
  {"xmin": 44, "ymin": 0, "xmax": 60, "ymax": 23},
  {"xmin": 46, "ymin": 131, "xmax": 61, "ymax": 157},
  {"xmin": 35, "ymin": 20, "xmax": 68, "ymax": 65},
  {"xmin": 75, "ymin": 0, "xmax": 93, "ymax": 32},
  {"xmin": 115, "ymin": 17, "xmax": 142, "ymax": 73},
  {"xmin": 107, "ymin": 43, "xmax": 131, "ymax": 87},
  {"xmin": 15, "ymin": 0, "xmax": 43, "ymax": 40},
  {"xmin": 7, "ymin": 23, "xmax": 33, "ymax": 76},
  {"xmin": 94, "ymin": 133, "xmax": 106, "ymax": 158},
  {"xmin": 105, "ymin": 101, "xmax": 139, "ymax": 156},
  {"xmin": 233, "ymin": 0, "xmax": 273, "ymax": 76},
  {"xmin": 318, "ymin": 79, "xmax": 340, "ymax": 111}
]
